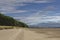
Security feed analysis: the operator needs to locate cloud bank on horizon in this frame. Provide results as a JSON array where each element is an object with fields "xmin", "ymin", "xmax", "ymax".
[{"xmin": 0, "ymin": 0, "xmax": 60, "ymax": 25}]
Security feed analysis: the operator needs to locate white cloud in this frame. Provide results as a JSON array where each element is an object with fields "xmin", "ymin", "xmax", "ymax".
[
  {"xmin": 18, "ymin": 16, "xmax": 60, "ymax": 25},
  {"xmin": 0, "ymin": 0, "xmax": 28, "ymax": 14},
  {"xmin": 0, "ymin": 0, "xmax": 54, "ymax": 14},
  {"xmin": 12, "ymin": 5, "xmax": 58, "ymax": 25},
  {"xmin": 2, "ymin": 10, "xmax": 28, "ymax": 14},
  {"xmin": 34, "ymin": 0, "xmax": 50, "ymax": 3},
  {"xmin": 29, "ymin": 6, "xmax": 56, "ymax": 17},
  {"xmin": 0, "ymin": 0, "xmax": 56, "ymax": 25},
  {"xmin": 12, "ymin": 0, "xmax": 53, "ymax": 3}
]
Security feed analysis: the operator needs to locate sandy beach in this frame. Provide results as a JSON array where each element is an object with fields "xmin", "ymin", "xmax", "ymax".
[
  {"xmin": 0, "ymin": 28, "xmax": 60, "ymax": 40},
  {"xmin": 24, "ymin": 28, "xmax": 60, "ymax": 40}
]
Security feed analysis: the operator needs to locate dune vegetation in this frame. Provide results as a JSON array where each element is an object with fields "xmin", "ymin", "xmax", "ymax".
[{"xmin": 0, "ymin": 13, "xmax": 28, "ymax": 29}]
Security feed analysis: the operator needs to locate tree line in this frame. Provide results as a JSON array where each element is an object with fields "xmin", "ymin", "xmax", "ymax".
[{"xmin": 0, "ymin": 13, "xmax": 28, "ymax": 27}]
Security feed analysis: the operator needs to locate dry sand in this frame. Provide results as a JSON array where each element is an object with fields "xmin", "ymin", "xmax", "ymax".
[
  {"xmin": 0, "ymin": 29, "xmax": 22, "ymax": 40},
  {"xmin": 0, "ymin": 28, "xmax": 60, "ymax": 40},
  {"xmin": 24, "ymin": 28, "xmax": 60, "ymax": 40}
]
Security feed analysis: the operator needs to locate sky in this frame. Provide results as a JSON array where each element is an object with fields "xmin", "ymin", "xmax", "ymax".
[{"xmin": 0, "ymin": 0, "xmax": 60, "ymax": 25}]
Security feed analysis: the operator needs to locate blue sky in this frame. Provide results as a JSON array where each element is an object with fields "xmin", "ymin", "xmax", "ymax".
[{"xmin": 0, "ymin": 0, "xmax": 60, "ymax": 25}]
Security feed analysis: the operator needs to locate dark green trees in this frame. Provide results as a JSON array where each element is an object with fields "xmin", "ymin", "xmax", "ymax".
[{"xmin": 0, "ymin": 13, "xmax": 28, "ymax": 27}]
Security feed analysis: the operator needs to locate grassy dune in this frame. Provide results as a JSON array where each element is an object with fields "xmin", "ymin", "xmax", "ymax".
[{"xmin": 0, "ymin": 26, "xmax": 22, "ymax": 29}]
